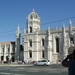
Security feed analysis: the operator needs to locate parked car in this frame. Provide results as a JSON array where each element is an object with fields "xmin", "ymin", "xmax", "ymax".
[
  {"xmin": 17, "ymin": 61, "xmax": 22, "ymax": 64},
  {"xmin": 34, "ymin": 59, "xmax": 50, "ymax": 66}
]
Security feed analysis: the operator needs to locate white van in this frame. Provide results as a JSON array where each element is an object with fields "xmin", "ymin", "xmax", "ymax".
[{"xmin": 34, "ymin": 59, "xmax": 50, "ymax": 66}]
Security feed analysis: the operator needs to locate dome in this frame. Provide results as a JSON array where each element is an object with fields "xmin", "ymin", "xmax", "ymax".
[{"xmin": 27, "ymin": 9, "xmax": 40, "ymax": 20}]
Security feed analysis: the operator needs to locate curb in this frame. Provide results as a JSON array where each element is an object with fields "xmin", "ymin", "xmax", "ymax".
[{"xmin": 0, "ymin": 64, "xmax": 33, "ymax": 66}]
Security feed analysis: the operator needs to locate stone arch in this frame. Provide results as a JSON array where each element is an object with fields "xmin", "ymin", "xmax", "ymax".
[
  {"xmin": 70, "ymin": 35, "xmax": 74, "ymax": 44},
  {"xmin": 55, "ymin": 37, "xmax": 60, "ymax": 53},
  {"xmin": 1, "ymin": 56, "xmax": 4, "ymax": 61},
  {"xmin": 41, "ymin": 50, "xmax": 45, "ymax": 58},
  {"xmin": 28, "ymin": 50, "xmax": 32, "ymax": 58},
  {"xmin": 29, "ymin": 39, "xmax": 32, "ymax": 47},
  {"xmin": 6, "ymin": 56, "xmax": 9, "ymax": 62},
  {"xmin": 30, "ymin": 27, "xmax": 32, "ymax": 33},
  {"xmin": 41, "ymin": 38, "xmax": 44, "ymax": 46}
]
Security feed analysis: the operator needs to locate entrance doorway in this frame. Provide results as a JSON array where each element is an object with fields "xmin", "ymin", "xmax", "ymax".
[
  {"xmin": 1, "ymin": 56, "xmax": 4, "ymax": 61},
  {"xmin": 11, "ymin": 56, "xmax": 14, "ymax": 62},
  {"xmin": 6, "ymin": 56, "xmax": 9, "ymax": 62}
]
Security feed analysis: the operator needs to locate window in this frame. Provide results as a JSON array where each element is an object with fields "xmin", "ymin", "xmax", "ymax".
[
  {"xmin": 12, "ymin": 44, "xmax": 15, "ymax": 53},
  {"xmin": 8, "ymin": 47, "xmax": 10, "ymax": 53},
  {"xmin": 70, "ymin": 36, "xmax": 74, "ymax": 44},
  {"xmin": 56, "ymin": 38, "xmax": 59, "ymax": 53},
  {"xmin": 31, "ymin": 15, "xmax": 33, "ymax": 19},
  {"xmin": 42, "ymin": 50, "xmax": 45, "ymax": 58},
  {"xmin": 2, "ymin": 47, "xmax": 4, "ymax": 53},
  {"xmin": 42, "ymin": 39, "xmax": 44, "ymax": 46},
  {"xmin": 30, "ymin": 27, "xmax": 32, "ymax": 33},
  {"xmin": 41, "ymin": 60, "xmax": 46, "ymax": 62},
  {"xmin": 29, "ymin": 40, "xmax": 32, "ymax": 47},
  {"xmin": 20, "ymin": 45, "xmax": 23, "ymax": 51},
  {"xmin": 35, "ymin": 15, "xmax": 37, "ymax": 19},
  {"xmin": 29, "ymin": 50, "xmax": 32, "ymax": 58}
]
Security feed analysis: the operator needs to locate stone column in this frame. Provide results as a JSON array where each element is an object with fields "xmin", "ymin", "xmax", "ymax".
[
  {"xmin": 33, "ymin": 32, "xmax": 38, "ymax": 61},
  {"xmin": 62, "ymin": 25, "xmax": 67, "ymax": 59},
  {"xmin": 9, "ymin": 44, "xmax": 12, "ymax": 60},
  {"xmin": 47, "ymin": 27, "xmax": 52, "ymax": 62},
  {"xmin": 36, "ymin": 32, "xmax": 38, "ymax": 61},
  {"xmin": 4, "ymin": 44, "xmax": 6, "ymax": 61},
  {"xmin": 74, "ymin": 33, "xmax": 75, "ymax": 45}
]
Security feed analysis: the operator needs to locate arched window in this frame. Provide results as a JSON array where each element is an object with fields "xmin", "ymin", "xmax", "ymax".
[
  {"xmin": 30, "ymin": 27, "xmax": 32, "ymax": 33},
  {"xmin": 30, "ymin": 15, "xmax": 33, "ymax": 19},
  {"xmin": 1, "ymin": 56, "xmax": 4, "ymax": 61},
  {"xmin": 70, "ymin": 36, "xmax": 74, "ymax": 44},
  {"xmin": 42, "ymin": 38, "xmax": 44, "ymax": 46},
  {"xmin": 29, "ymin": 50, "xmax": 32, "ymax": 58},
  {"xmin": 29, "ymin": 40, "xmax": 32, "ymax": 47},
  {"xmin": 2, "ymin": 47, "xmax": 4, "ymax": 53},
  {"xmin": 56, "ymin": 38, "xmax": 59, "ymax": 53},
  {"xmin": 42, "ymin": 50, "xmax": 45, "ymax": 58}
]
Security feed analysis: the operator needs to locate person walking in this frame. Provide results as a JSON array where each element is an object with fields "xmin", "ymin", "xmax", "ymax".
[{"xmin": 62, "ymin": 50, "xmax": 75, "ymax": 75}]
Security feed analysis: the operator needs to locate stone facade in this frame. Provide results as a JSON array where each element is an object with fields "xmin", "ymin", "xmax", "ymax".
[
  {"xmin": 1, "ymin": 10, "xmax": 75, "ymax": 64},
  {"xmin": 19, "ymin": 10, "xmax": 75, "ymax": 64},
  {"xmin": 0, "ymin": 42, "xmax": 15, "ymax": 62}
]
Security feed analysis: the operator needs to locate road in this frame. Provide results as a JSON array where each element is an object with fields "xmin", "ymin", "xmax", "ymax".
[{"xmin": 0, "ymin": 64, "xmax": 68, "ymax": 75}]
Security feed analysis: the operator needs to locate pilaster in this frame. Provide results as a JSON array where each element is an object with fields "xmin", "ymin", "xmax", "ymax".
[
  {"xmin": 4, "ymin": 44, "xmax": 6, "ymax": 61},
  {"xmin": 35, "ymin": 32, "xmax": 38, "ymax": 61},
  {"xmin": 47, "ymin": 27, "xmax": 52, "ymax": 62},
  {"xmin": 69, "ymin": 19, "xmax": 72, "ymax": 36},
  {"xmin": 9, "ymin": 44, "xmax": 12, "ymax": 60},
  {"xmin": 74, "ymin": 33, "xmax": 75, "ymax": 45},
  {"xmin": 62, "ymin": 25, "xmax": 67, "ymax": 59}
]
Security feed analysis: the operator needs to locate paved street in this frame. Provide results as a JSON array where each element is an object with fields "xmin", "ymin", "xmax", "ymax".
[{"xmin": 0, "ymin": 64, "xmax": 68, "ymax": 75}]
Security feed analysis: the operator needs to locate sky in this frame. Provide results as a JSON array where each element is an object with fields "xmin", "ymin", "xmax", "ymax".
[{"xmin": 0, "ymin": 0, "xmax": 75, "ymax": 42}]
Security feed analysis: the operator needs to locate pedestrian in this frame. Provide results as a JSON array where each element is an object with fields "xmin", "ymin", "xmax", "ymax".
[
  {"xmin": 2, "ymin": 60, "xmax": 4, "ymax": 64},
  {"xmin": 62, "ymin": 49, "xmax": 75, "ymax": 75}
]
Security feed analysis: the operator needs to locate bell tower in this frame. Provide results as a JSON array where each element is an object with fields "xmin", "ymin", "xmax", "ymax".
[{"xmin": 26, "ymin": 9, "xmax": 40, "ymax": 33}]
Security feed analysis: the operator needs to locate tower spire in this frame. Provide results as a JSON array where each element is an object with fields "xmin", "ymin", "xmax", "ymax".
[
  {"xmin": 32, "ymin": 8, "xmax": 35, "ymax": 12},
  {"xmin": 17, "ymin": 24, "xmax": 20, "ymax": 34},
  {"xmin": 18, "ymin": 24, "xmax": 20, "ymax": 30},
  {"xmin": 63, "ymin": 23, "xmax": 65, "ymax": 28},
  {"xmin": 69, "ymin": 19, "xmax": 72, "ymax": 26}
]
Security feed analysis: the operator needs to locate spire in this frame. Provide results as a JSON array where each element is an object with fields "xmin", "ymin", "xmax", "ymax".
[
  {"xmin": 24, "ymin": 29, "xmax": 26, "ymax": 33},
  {"xmin": 48, "ymin": 26, "xmax": 50, "ymax": 35},
  {"xmin": 17, "ymin": 24, "xmax": 20, "ymax": 34},
  {"xmin": 18, "ymin": 24, "xmax": 20, "ymax": 30},
  {"xmin": 69, "ymin": 19, "xmax": 72, "ymax": 35},
  {"xmin": 69, "ymin": 19, "xmax": 72, "ymax": 26},
  {"xmin": 32, "ymin": 8, "xmax": 35, "ymax": 12},
  {"xmin": 63, "ymin": 23, "xmax": 65, "ymax": 28},
  {"xmin": 48, "ymin": 26, "xmax": 50, "ymax": 31},
  {"xmin": 62, "ymin": 23, "xmax": 65, "ymax": 37},
  {"xmin": 55, "ymin": 27, "xmax": 57, "ymax": 30}
]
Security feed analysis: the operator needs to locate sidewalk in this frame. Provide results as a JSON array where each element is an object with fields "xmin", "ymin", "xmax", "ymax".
[{"xmin": 0, "ymin": 63, "xmax": 33, "ymax": 66}]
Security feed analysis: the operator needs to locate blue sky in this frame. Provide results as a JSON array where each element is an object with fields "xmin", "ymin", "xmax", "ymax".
[{"xmin": 0, "ymin": 0, "xmax": 75, "ymax": 42}]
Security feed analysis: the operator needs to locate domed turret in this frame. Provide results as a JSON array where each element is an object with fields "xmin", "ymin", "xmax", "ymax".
[
  {"xmin": 27, "ymin": 9, "xmax": 40, "ymax": 21},
  {"xmin": 26, "ymin": 9, "xmax": 40, "ymax": 33}
]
